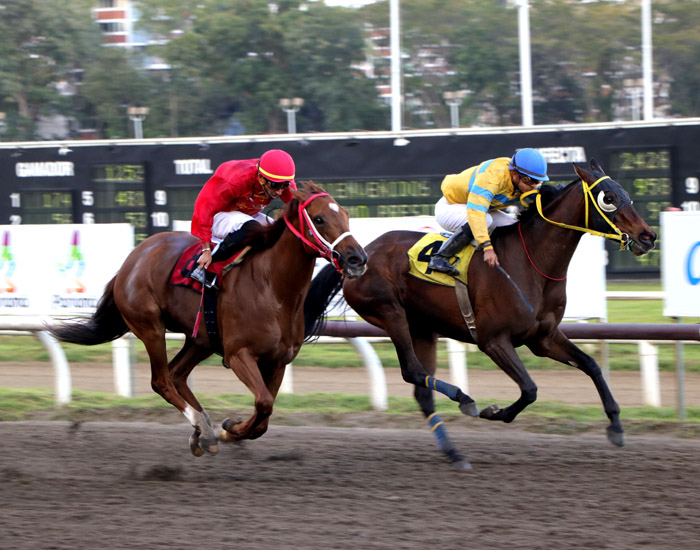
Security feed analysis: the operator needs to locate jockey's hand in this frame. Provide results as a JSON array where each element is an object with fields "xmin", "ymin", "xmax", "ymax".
[
  {"xmin": 198, "ymin": 250, "xmax": 212, "ymax": 270},
  {"xmin": 483, "ymin": 248, "xmax": 499, "ymax": 267}
]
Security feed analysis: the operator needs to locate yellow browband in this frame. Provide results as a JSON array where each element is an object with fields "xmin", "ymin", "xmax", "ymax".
[{"xmin": 528, "ymin": 176, "xmax": 626, "ymax": 248}]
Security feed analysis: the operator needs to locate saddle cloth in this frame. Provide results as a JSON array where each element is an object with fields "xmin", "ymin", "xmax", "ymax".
[
  {"xmin": 169, "ymin": 242, "xmax": 248, "ymax": 292},
  {"xmin": 407, "ymin": 233, "xmax": 476, "ymax": 287}
]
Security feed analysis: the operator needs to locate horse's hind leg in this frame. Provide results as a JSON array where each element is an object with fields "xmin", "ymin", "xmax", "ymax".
[
  {"xmin": 529, "ymin": 329, "xmax": 623, "ymax": 447},
  {"xmin": 413, "ymin": 335, "xmax": 471, "ymax": 470},
  {"xmin": 169, "ymin": 339, "xmax": 218, "ymax": 456},
  {"xmin": 128, "ymin": 317, "xmax": 218, "ymax": 455},
  {"xmin": 479, "ymin": 336, "xmax": 538, "ymax": 423}
]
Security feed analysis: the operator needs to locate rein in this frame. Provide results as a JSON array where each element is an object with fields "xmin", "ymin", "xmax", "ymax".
[
  {"xmin": 517, "ymin": 222, "xmax": 567, "ymax": 281},
  {"xmin": 532, "ymin": 176, "xmax": 627, "ymax": 248},
  {"xmin": 283, "ymin": 192, "xmax": 353, "ymax": 273},
  {"xmin": 517, "ymin": 176, "xmax": 626, "ymax": 281}
]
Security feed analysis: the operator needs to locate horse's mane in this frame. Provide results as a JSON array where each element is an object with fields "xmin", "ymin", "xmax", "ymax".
[
  {"xmin": 489, "ymin": 179, "xmax": 575, "ymax": 241},
  {"xmin": 237, "ymin": 181, "xmax": 327, "ymax": 254}
]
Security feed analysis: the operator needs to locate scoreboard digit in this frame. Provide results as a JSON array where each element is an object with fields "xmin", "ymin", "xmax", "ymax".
[
  {"xmin": 607, "ymin": 148, "xmax": 672, "ymax": 274},
  {"xmin": 87, "ymin": 163, "xmax": 148, "ymax": 243}
]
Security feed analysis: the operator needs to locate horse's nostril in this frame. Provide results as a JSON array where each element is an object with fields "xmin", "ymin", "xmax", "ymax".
[{"xmin": 641, "ymin": 231, "xmax": 656, "ymax": 244}]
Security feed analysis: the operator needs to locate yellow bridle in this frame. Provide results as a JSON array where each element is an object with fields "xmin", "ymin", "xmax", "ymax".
[{"xmin": 520, "ymin": 176, "xmax": 627, "ymax": 249}]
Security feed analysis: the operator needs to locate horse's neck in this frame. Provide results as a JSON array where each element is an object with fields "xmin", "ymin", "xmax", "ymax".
[
  {"xmin": 266, "ymin": 227, "xmax": 317, "ymax": 303},
  {"xmin": 523, "ymin": 189, "xmax": 587, "ymax": 278}
]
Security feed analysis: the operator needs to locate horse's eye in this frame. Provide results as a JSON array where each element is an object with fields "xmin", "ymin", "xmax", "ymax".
[
  {"xmin": 313, "ymin": 216, "xmax": 324, "ymax": 225},
  {"xmin": 597, "ymin": 190, "xmax": 617, "ymax": 213}
]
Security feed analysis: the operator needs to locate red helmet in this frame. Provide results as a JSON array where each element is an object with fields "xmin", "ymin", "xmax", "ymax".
[{"xmin": 258, "ymin": 149, "xmax": 295, "ymax": 184}]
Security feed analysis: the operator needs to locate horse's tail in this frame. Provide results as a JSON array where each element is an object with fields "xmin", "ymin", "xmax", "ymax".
[
  {"xmin": 304, "ymin": 264, "xmax": 344, "ymax": 341},
  {"xmin": 48, "ymin": 276, "xmax": 129, "ymax": 345}
]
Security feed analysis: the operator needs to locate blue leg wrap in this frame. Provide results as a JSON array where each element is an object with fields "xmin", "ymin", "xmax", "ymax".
[
  {"xmin": 427, "ymin": 413, "xmax": 450, "ymax": 449},
  {"xmin": 425, "ymin": 376, "xmax": 459, "ymax": 400}
]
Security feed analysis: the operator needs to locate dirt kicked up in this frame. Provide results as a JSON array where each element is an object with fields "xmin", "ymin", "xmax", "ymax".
[{"xmin": 2, "ymin": 421, "xmax": 700, "ymax": 550}]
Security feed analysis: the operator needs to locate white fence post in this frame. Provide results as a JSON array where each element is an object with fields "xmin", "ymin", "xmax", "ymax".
[
  {"xmin": 348, "ymin": 337, "xmax": 387, "ymax": 411},
  {"xmin": 36, "ymin": 331, "xmax": 71, "ymax": 405},
  {"xmin": 280, "ymin": 363, "xmax": 293, "ymax": 394},
  {"xmin": 112, "ymin": 336, "xmax": 133, "ymax": 398},
  {"xmin": 446, "ymin": 339, "xmax": 468, "ymax": 394},
  {"xmin": 639, "ymin": 341, "xmax": 661, "ymax": 407}
]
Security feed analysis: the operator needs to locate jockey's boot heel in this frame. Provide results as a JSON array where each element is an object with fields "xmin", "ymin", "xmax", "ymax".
[{"xmin": 427, "ymin": 225, "xmax": 473, "ymax": 277}]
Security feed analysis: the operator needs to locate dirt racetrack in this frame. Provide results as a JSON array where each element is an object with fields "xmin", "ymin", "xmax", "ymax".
[
  {"xmin": 2, "ymin": 421, "xmax": 700, "ymax": 550},
  {"xmin": 3, "ymin": 361, "xmax": 700, "ymax": 549}
]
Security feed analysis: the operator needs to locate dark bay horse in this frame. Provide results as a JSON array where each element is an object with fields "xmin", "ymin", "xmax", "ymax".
[
  {"xmin": 305, "ymin": 160, "xmax": 656, "ymax": 469},
  {"xmin": 50, "ymin": 182, "xmax": 367, "ymax": 456}
]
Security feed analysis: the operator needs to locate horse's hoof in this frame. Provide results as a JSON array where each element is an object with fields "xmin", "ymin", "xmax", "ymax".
[
  {"xmin": 606, "ymin": 426, "xmax": 625, "ymax": 447},
  {"xmin": 450, "ymin": 459, "xmax": 473, "ymax": 471},
  {"xmin": 189, "ymin": 433, "xmax": 218, "ymax": 456},
  {"xmin": 458, "ymin": 400, "xmax": 479, "ymax": 417},
  {"xmin": 189, "ymin": 434, "xmax": 205, "ymax": 457},
  {"xmin": 479, "ymin": 404, "xmax": 501, "ymax": 420},
  {"xmin": 200, "ymin": 439, "xmax": 219, "ymax": 455},
  {"xmin": 219, "ymin": 428, "xmax": 235, "ymax": 442}
]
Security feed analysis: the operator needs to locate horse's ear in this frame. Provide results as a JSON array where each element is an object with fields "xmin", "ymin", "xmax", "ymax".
[
  {"xmin": 589, "ymin": 158, "xmax": 606, "ymax": 174},
  {"xmin": 573, "ymin": 162, "xmax": 592, "ymax": 183},
  {"xmin": 294, "ymin": 180, "xmax": 324, "ymax": 196}
]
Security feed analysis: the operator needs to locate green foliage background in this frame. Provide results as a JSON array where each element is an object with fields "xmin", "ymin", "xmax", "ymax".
[{"xmin": 2, "ymin": 1, "xmax": 700, "ymax": 139}]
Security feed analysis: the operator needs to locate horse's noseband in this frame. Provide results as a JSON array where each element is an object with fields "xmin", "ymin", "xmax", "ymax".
[
  {"xmin": 534, "ymin": 175, "xmax": 630, "ymax": 249},
  {"xmin": 284, "ymin": 193, "xmax": 355, "ymax": 273}
]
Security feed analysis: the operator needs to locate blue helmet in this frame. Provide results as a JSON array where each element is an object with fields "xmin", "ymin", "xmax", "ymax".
[{"xmin": 509, "ymin": 148, "xmax": 549, "ymax": 181}]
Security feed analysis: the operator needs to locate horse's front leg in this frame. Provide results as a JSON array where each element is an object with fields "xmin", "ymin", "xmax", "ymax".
[
  {"xmin": 219, "ymin": 348, "xmax": 275, "ymax": 442},
  {"xmin": 479, "ymin": 336, "xmax": 538, "ymax": 423},
  {"xmin": 529, "ymin": 328, "xmax": 623, "ymax": 447}
]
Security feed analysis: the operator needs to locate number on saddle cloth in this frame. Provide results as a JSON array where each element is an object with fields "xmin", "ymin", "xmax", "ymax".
[{"xmin": 408, "ymin": 233, "xmax": 476, "ymax": 286}]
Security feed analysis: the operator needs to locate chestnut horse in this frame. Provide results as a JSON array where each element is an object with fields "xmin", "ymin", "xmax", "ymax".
[
  {"xmin": 50, "ymin": 182, "xmax": 367, "ymax": 456},
  {"xmin": 305, "ymin": 160, "xmax": 657, "ymax": 469}
]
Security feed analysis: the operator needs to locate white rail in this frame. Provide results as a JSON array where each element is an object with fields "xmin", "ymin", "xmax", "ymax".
[{"xmin": 0, "ymin": 289, "xmax": 691, "ymax": 415}]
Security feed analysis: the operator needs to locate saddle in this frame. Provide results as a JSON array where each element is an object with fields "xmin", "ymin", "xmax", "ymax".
[
  {"xmin": 169, "ymin": 242, "xmax": 249, "ymax": 292},
  {"xmin": 168, "ymin": 242, "xmax": 250, "ymax": 356},
  {"xmin": 407, "ymin": 233, "xmax": 478, "ymax": 342}
]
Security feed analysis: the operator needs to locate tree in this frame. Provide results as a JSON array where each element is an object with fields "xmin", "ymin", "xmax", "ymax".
[
  {"xmin": 136, "ymin": 0, "xmax": 387, "ymax": 135},
  {"xmin": 0, "ymin": 0, "xmax": 102, "ymax": 139},
  {"xmin": 652, "ymin": 0, "xmax": 700, "ymax": 117},
  {"xmin": 79, "ymin": 48, "xmax": 153, "ymax": 139}
]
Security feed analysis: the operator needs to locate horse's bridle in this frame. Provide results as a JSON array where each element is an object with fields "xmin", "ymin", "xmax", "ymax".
[
  {"xmin": 522, "ymin": 176, "xmax": 630, "ymax": 250},
  {"xmin": 283, "ymin": 192, "xmax": 353, "ymax": 273}
]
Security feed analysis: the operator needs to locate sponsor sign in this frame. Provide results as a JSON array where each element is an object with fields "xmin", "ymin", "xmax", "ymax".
[
  {"xmin": 662, "ymin": 211, "xmax": 700, "ymax": 317},
  {"xmin": 0, "ymin": 224, "xmax": 133, "ymax": 314}
]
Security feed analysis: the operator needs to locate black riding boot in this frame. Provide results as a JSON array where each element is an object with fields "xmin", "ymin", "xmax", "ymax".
[
  {"xmin": 210, "ymin": 220, "xmax": 262, "ymax": 263},
  {"xmin": 427, "ymin": 224, "xmax": 474, "ymax": 276},
  {"xmin": 191, "ymin": 220, "xmax": 261, "ymax": 287}
]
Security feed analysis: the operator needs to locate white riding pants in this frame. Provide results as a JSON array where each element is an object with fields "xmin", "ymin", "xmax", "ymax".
[
  {"xmin": 434, "ymin": 197, "xmax": 517, "ymax": 233},
  {"xmin": 211, "ymin": 211, "xmax": 274, "ymax": 242}
]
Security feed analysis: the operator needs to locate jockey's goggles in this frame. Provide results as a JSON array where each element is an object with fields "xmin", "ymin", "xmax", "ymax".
[
  {"xmin": 518, "ymin": 173, "xmax": 541, "ymax": 186},
  {"xmin": 264, "ymin": 177, "xmax": 291, "ymax": 191}
]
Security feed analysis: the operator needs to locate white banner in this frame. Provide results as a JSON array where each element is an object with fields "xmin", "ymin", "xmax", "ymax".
[
  {"xmin": 176, "ymin": 215, "xmax": 606, "ymax": 320},
  {"xmin": 662, "ymin": 211, "xmax": 700, "ymax": 317},
  {"xmin": 564, "ymin": 234, "xmax": 607, "ymax": 321},
  {"xmin": 347, "ymin": 217, "xmax": 607, "ymax": 321},
  {"xmin": 0, "ymin": 224, "xmax": 134, "ymax": 315}
]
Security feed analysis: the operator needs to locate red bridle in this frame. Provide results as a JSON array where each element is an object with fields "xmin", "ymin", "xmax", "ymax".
[{"xmin": 283, "ymin": 192, "xmax": 352, "ymax": 273}]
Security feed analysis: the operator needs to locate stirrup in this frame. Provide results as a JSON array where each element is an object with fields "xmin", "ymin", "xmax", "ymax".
[
  {"xmin": 191, "ymin": 266, "xmax": 218, "ymax": 289},
  {"xmin": 428, "ymin": 256, "xmax": 460, "ymax": 276}
]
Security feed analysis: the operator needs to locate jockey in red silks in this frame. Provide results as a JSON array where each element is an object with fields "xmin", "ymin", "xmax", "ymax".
[{"xmin": 190, "ymin": 149, "xmax": 297, "ymax": 285}]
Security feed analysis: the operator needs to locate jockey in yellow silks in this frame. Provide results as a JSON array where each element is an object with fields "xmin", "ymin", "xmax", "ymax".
[{"xmin": 428, "ymin": 148, "xmax": 549, "ymax": 276}]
